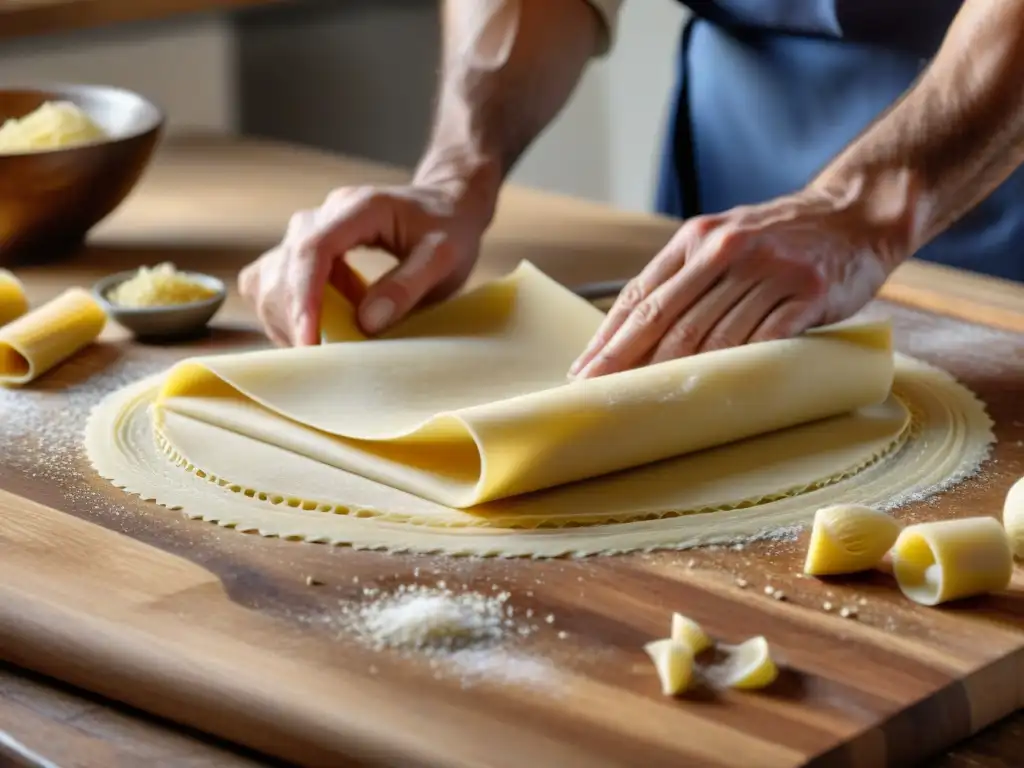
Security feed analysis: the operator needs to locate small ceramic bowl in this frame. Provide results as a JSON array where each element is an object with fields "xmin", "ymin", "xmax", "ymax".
[{"xmin": 93, "ymin": 270, "xmax": 226, "ymax": 340}]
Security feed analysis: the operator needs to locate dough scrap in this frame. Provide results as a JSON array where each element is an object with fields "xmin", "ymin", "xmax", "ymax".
[
  {"xmin": 1001, "ymin": 476, "xmax": 1024, "ymax": 559},
  {"xmin": 670, "ymin": 613, "xmax": 711, "ymax": 655},
  {"xmin": 1, "ymin": 288, "xmax": 106, "ymax": 386},
  {"xmin": 644, "ymin": 638, "xmax": 694, "ymax": 696},
  {"xmin": 85, "ymin": 263, "xmax": 995, "ymax": 558},
  {"xmin": 711, "ymin": 636, "xmax": 778, "ymax": 691},
  {"xmin": 803, "ymin": 504, "xmax": 902, "ymax": 576},
  {"xmin": 891, "ymin": 517, "xmax": 1013, "ymax": 606}
]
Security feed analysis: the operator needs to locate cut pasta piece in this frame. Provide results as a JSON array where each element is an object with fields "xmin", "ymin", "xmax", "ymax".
[
  {"xmin": 0, "ymin": 269, "xmax": 28, "ymax": 327},
  {"xmin": 670, "ymin": 612, "xmax": 712, "ymax": 655},
  {"xmin": 643, "ymin": 638, "xmax": 693, "ymax": 696},
  {"xmin": 711, "ymin": 636, "xmax": 778, "ymax": 691},
  {"xmin": 891, "ymin": 517, "xmax": 1012, "ymax": 606},
  {"xmin": 1001, "ymin": 476, "xmax": 1024, "ymax": 560},
  {"xmin": 0, "ymin": 288, "xmax": 106, "ymax": 386},
  {"xmin": 803, "ymin": 504, "xmax": 902, "ymax": 576}
]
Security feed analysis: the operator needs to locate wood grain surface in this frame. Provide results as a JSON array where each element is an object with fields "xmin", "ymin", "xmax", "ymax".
[
  {"xmin": 2, "ymin": 136, "xmax": 1024, "ymax": 768},
  {"xmin": 0, "ymin": 0, "xmax": 284, "ymax": 43},
  {"xmin": 0, "ymin": 663, "xmax": 278, "ymax": 768}
]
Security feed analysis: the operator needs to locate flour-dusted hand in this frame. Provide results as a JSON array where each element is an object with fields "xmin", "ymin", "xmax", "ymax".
[
  {"xmin": 569, "ymin": 181, "xmax": 918, "ymax": 379},
  {"xmin": 238, "ymin": 184, "xmax": 491, "ymax": 346}
]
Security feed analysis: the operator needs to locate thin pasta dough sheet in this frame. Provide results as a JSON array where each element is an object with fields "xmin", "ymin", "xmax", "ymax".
[
  {"xmin": 87, "ymin": 347, "xmax": 993, "ymax": 557},
  {"xmin": 154, "ymin": 262, "xmax": 896, "ymax": 508}
]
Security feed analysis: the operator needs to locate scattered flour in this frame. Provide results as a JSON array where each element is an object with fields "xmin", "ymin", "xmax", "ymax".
[
  {"xmin": 2, "ymin": 356, "xmax": 161, "ymax": 463},
  {"xmin": 343, "ymin": 584, "xmax": 511, "ymax": 652},
  {"xmin": 0, "ymin": 355, "xmax": 165, "ymax": 513},
  {"xmin": 443, "ymin": 648, "xmax": 555, "ymax": 688},
  {"xmin": 333, "ymin": 582, "xmax": 562, "ymax": 691},
  {"xmin": 897, "ymin": 322, "xmax": 1021, "ymax": 377}
]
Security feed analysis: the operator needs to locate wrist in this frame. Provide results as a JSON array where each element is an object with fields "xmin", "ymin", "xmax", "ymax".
[
  {"xmin": 413, "ymin": 143, "xmax": 503, "ymax": 235},
  {"xmin": 809, "ymin": 162, "xmax": 929, "ymax": 270}
]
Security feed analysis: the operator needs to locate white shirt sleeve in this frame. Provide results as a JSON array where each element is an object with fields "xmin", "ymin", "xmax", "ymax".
[{"xmin": 584, "ymin": 0, "xmax": 624, "ymax": 55}]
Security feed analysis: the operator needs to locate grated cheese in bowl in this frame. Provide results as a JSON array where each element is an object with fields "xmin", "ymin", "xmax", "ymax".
[
  {"xmin": 106, "ymin": 262, "xmax": 218, "ymax": 309},
  {"xmin": 0, "ymin": 100, "xmax": 108, "ymax": 154}
]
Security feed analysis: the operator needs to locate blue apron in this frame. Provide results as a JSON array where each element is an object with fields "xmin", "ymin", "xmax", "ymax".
[{"xmin": 655, "ymin": 1, "xmax": 1024, "ymax": 282}]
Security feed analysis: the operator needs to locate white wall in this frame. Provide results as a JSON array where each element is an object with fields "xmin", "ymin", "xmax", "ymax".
[
  {"xmin": 511, "ymin": 1, "xmax": 688, "ymax": 211},
  {"xmin": 605, "ymin": 1, "xmax": 689, "ymax": 210},
  {"xmin": 0, "ymin": 14, "xmax": 237, "ymax": 134}
]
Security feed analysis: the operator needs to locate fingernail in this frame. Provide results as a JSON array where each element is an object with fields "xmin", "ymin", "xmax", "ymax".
[
  {"xmin": 568, "ymin": 349, "xmax": 594, "ymax": 375},
  {"xmin": 299, "ymin": 313, "xmax": 319, "ymax": 345},
  {"xmin": 361, "ymin": 297, "xmax": 395, "ymax": 334},
  {"xmin": 576, "ymin": 358, "xmax": 603, "ymax": 380}
]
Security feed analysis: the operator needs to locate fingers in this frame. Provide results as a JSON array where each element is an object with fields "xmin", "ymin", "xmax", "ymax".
[
  {"xmin": 577, "ymin": 267, "xmax": 729, "ymax": 377},
  {"xmin": 239, "ymin": 252, "xmax": 289, "ymax": 346},
  {"xmin": 287, "ymin": 197, "xmax": 385, "ymax": 346},
  {"xmin": 646, "ymin": 275, "xmax": 756, "ymax": 364},
  {"xmin": 237, "ymin": 206, "xmax": 370, "ymax": 347},
  {"xmin": 691, "ymin": 278, "xmax": 793, "ymax": 353},
  {"xmin": 242, "ymin": 186, "xmax": 468, "ymax": 345},
  {"xmin": 749, "ymin": 298, "xmax": 823, "ymax": 343},
  {"xmin": 569, "ymin": 217, "xmax": 717, "ymax": 376},
  {"xmin": 357, "ymin": 231, "xmax": 454, "ymax": 334}
]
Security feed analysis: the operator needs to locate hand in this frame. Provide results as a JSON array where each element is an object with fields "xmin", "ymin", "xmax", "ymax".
[
  {"xmin": 569, "ymin": 186, "xmax": 910, "ymax": 379},
  {"xmin": 238, "ymin": 183, "xmax": 490, "ymax": 346}
]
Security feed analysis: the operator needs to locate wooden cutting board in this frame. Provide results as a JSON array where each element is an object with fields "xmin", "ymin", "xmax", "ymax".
[{"xmin": 2, "ymin": 136, "xmax": 1024, "ymax": 768}]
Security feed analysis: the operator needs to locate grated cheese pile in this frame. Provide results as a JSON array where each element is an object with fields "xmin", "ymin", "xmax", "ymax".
[
  {"xmin": 106, "ymin": 262, "xmax": 217, "ymax": 308},
  {"xmin": 0, "ymin": 100, "xmax": 107, "ymax": 154},
  {"xmin": 342, "ymin": 584, "xmax": 511, "ymax": 653}
]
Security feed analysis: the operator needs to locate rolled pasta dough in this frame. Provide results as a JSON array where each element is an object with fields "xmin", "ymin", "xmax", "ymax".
[
  {"xmin": 0, "ymin": 288, "xmax": 106, "ymax": 386},
  {"xmin": 87, "ymin": 261, "xmax": 995, "ymax": 557},
  {"xmin": 154, "ymin": 262, "xmax": 896, "ymax": 508}
]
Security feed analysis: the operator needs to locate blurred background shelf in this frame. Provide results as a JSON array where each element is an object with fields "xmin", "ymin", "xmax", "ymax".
[{"xmin": 0, "ymin": 0, "xmax": 282, "ymax": 43}]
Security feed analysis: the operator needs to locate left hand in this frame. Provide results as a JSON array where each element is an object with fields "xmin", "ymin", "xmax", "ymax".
[{"xmin": 568, "ymin": 187, "xmax": 907, "ymax": 379}]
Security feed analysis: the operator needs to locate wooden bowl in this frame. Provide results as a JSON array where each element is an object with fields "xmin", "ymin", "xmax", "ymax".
[{"xmin": 0, "ymin": 83, "xmax": 164, "ymax": 266}]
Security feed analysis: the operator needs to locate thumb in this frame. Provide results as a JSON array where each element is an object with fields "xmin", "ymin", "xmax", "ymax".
[{"xmin": 357, "ymin": 231, "xmax": 454, "ymax": 335}]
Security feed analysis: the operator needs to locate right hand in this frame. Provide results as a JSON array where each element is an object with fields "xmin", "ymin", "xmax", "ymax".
[{"xmin": 238, "ymin": 184, "xmax": 489, "ymax": 346}]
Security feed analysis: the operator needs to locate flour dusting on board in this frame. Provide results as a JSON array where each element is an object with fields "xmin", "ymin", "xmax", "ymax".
[
  {"xmin": 898, "ymin": 322, "xmax": 1020, "ymax": 376},
  {"xmin": 1, "ymin": 355, "xmax": 164, "ymax": 488},
  {"xmin": 344, "ymin": 583, "xmax": 511, "ymax": 651},
  {"xmin": 332, "ymin": 582, "xmax": 560, "ymax": 690}
]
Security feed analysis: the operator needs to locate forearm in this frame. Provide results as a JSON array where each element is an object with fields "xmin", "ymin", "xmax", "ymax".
[
  {"xmin": 811, "ymin": 0, "xmax": 1024, "ymax": 265},
  {"xmin": 413, "ymin": 0, "xmax": 602, "ymax": 228}
]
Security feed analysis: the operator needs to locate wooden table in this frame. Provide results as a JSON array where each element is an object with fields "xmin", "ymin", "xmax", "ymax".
[{"xmin": 2, "ymin": 134, "xmax": 1024, "ymax": 768}]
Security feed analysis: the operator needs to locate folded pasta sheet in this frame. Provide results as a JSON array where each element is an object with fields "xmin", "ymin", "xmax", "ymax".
[
  {"xmin": 0, "ymin": 288, "xmax": 107, "ymax": 385},
  {"xmin": 0, "ymin": 269, "xmax": 28, "ymax": 327},
  {"xmin": 155, "ymin": 262, "xmax": 895, "ymax": 508}
]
